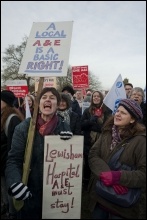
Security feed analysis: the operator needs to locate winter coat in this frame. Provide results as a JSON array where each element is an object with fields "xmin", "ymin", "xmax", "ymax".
[
  {"xmin": 1, "ymin": 115, "xmax": 21, "ymax": 176},
  {"xmin": 88, "ymin": 131, "xmax": 146, "ymax": 219},
  {"xmin": 71, "ymin": 99, "xmax": 82, "ymax": 118},
  {"xmin": 140, "ymin": 102, "xmax": 146, "ymax": 127},
  {"xmin": 5, "ymin": 117, "xmax": 72, "ymax": 219},
  {"xmin": 69, "ymin": 111, "xmax": 81, "ymax": 135},
  {"xmin": 81, "ymin": 107, "xmax": 111, "ymax": 156}
]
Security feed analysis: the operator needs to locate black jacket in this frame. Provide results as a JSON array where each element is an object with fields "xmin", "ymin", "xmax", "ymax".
[
  {"xmin": 71, "ymin": 99, "xmax": 82, "ymax": 118},
  {"xmin": 5, "ymin": 117, "xmax": 72, "ymax": 219},
  {"xmin": 1, "ymin": 115, "xmax": 21, "ymax": 175}
]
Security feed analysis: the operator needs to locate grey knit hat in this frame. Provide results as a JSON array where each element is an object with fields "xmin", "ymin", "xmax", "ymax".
[{"xmin": 118, "ymin": 99, "xmax": 143, "ymax": 120}]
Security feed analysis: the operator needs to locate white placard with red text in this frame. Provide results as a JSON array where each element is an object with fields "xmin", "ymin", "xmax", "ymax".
[
  {"xmin": 42, "ymin": 136, "xmax": 84, "ymax": 219},
  {"xmin": 35, "ymin": 77, "xmax": 57, "ymax": 92},
  {"xmin": 6, "ymin": 80, "xmax": 28, "ymax": 97}
]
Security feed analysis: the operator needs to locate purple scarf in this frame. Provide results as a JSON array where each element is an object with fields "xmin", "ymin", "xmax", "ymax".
[
  {"xmin": 110, "ymin": 125, "xmax": 121, "ymax": 151},
  {"xmin": 37, "ymin": 114, "xmax": 58, "ymax": 136}
]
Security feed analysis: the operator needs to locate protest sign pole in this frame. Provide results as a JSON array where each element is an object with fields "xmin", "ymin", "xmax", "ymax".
[
  {"xmin": 13, "ymin": 77, "xmax": 44, "ymax": 211},
  {"xmin": 18, "ymin": 97, "xmax": 20, "ymax": 107}
]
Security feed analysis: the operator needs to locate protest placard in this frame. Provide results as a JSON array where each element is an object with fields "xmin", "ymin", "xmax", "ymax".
[
  {"xmin": 42, "ymin": 136, "xmax": 83, "ymax": 219},
  {"xmin": 6, "ymin": 80, "xmax": 28, "ymax": 97},
  {"xmin": 72, "ymin": 65, "xmax": 89, "ymax": 89},
  {"xmin": 18, "ymin": 21, "xmax": 73, "ymax": 77},
  {"xmin": 35, "ymin": 77, "xmax": 57, "ymax": 91}
]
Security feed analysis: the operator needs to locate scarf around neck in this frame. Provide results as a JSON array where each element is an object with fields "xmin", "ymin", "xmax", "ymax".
[
  {"xmin": 110, "ymin": 125, "xmax": 122, "ymax": 151},
  {"xmin": 37, "ymin": 113, "xmax": 58, "ymax": 136},
  {"xmin": 57, "ymin": 108, "xmax": 72, "ymax": 125}
]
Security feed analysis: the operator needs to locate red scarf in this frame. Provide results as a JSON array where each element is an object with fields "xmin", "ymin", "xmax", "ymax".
[{"xmin": 37, "ymin": 114, "xmax": 58, "ymax": 136}]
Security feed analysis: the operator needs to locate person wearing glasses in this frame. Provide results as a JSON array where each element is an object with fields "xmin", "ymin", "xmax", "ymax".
[{"xmin": 124, "ymin": 83, "xmax": 133, "ymax": 98}]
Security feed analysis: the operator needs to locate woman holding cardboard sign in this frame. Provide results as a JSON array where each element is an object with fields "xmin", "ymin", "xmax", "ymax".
[{"xmin": 5, "ymin": 87, "xmax": 73, "ymax": 219}]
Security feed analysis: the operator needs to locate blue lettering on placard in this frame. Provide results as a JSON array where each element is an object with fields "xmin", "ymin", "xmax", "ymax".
[
  {"xmin": 26, "ymin": 60, "xmax": 63, "ymax": 71},
  {"xmin": 35, "ymin": 27, "xmax": 66, "ymax": 38},
  {"xmin": 46, "ymin": 23, "xmax": 56, "ymax": 30},
  {"xmin": 33, "ymin": 53, "xmax": 59, "ymax": 61}
]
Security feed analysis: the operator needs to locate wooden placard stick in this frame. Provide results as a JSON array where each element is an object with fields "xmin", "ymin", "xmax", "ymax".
[
  {"xmin": 13, "ymin": 77, "xmax": 44, "ymax": 211},
  {"xmin": 18, "ymin": 97, "xmax": 20, "ymax": 107}
]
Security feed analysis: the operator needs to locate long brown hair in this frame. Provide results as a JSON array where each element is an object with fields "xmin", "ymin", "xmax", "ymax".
[
  {"xmin": 89, "ymin": 91, "xmax": 104, "ymax": 115},
  {"xmin": 1, "ymin": 106, "xmax": 24, "ymax": 131},
  {"xmin": 102, "ymin": 115, "xmax": 146, "ymax": 139}
]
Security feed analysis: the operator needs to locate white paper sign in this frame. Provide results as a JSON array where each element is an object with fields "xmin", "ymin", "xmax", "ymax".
[
  {"xmin": 42, "ymin": 136, "xmax": 84, "ymax": 219},
  {"xmin": 18, "ymin": 21, "xmax": 73, "ymax": 77},
  {"xmin": 82, "ymin": 101, "xmax": 90, "ymax": 114}
]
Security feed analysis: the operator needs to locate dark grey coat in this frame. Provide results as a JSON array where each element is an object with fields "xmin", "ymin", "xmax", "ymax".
[
  {"xmin": 5, "ymin": 117, "xmax": 72, "ymax": 219},
  {"xmin": 88, "ymin": 131, "xmax": 146, "ymax": 219}
]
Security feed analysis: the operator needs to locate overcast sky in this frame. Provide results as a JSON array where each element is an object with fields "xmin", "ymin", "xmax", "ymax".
[{"xmin": 1, "ymin": 1, "xmax": 146, "ymax": 90}]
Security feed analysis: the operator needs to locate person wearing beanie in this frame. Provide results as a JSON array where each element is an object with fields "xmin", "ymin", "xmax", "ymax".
[
  {"xmin": 1, "ymin": 90, "xmax": 24, "ymax": 218},
  {"xmin": 5, "ymin": 87, "xmax": 73, "ymax": 219},
  {"xmin": 87, "ymin": 98, "xmax": 146, "ymax": 219},
  {"xmin": 57, "ymin": 93, "xmax": 81, "ymax": 135},
  {"xmin": 1, "ymin": 90, "xmax": 16, "ymax": 107},
  {"xmin": 62, "ymin": 85, "xmax": 82, "ymax": 117},
  {"xmin": 118, "ymin": 98, "xmax": 143, "ymax": 120}
]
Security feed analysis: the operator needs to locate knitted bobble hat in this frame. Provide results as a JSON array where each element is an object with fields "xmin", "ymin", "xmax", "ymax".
[{"xmin": 118, "ymin": 99, "xmax": 143, "ymax": 120}]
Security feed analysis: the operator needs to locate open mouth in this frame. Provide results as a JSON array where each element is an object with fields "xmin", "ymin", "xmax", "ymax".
[{"xmin": 44, "ymin": 103, "xmax": 51, "ymax": 109}]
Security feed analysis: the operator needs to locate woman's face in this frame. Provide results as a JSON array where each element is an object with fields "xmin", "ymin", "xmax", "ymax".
[
  {"xmin": 39, "ymin": 91, "xmax": 58, "ymax": 119},
  {"xmin": 92, "ymin": 92, "xmax": 101, "ymax": 105},
  {"xmin": 58, "ymin": 99, "xmax": 67, "ymax": 110},
  {"xmin": 114, "ymin": 106, "xmax": 135, "ymax": 127}
]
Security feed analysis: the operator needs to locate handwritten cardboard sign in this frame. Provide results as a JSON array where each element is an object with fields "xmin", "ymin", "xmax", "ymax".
[
  {"xmin": 35, "ymin": 77, "xmax": 57, "ymax": 92},
  {"xmin": 18, "ymin": 21, "xmax": 73, "ymax": 77},
  {"xmin": 42, "ymin": 136, "xmax": 84, "ymax": 219}
]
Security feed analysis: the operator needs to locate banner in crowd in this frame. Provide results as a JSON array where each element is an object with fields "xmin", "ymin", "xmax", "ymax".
[
  {"xmin": 6, "ymin": 80, "xmax": 28, "ymax": 97},
  {"xmin": 18, "ymin": 21, "xmax": 73, "ymax": 77},
  {"xmin": 35, "ymin": 77, "xmax": 57, "ymax": 91},
  {"xmin": 42, "ymin": 136, "xmax": 84, "ymax": 219},
  {"xmin": 103, "ymin": 74, "xmax": 126, "ymax": 113},
  {"xmin": 72, "ymin": 65, "xmax": 89, "ymax": 89}
]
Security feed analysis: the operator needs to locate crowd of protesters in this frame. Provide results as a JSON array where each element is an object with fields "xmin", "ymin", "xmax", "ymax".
[{"xmin": 1, "ymin": 83, "xmax": 146, "ymax": 219}]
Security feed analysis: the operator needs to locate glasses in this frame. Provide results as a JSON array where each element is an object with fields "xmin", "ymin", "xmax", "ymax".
[{"xmin": 125, "ymin": 88, "xmax": 132, "ymax": 90}]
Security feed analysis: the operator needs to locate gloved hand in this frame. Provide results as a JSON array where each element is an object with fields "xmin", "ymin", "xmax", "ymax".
[
  {"xmin": 113, "ymin": 185, "xmax": 128, "ymax": 194},
  {"xmin": 60, "ymin": 131, "xmax": 73, "ymax": 140},
  {"xmin": 100, "ymin": 171, "xmax": 121, "ymax": 186},
  {"xmin": 8, "ymin": 182, "xmax": 32, "ymax": 201}
]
